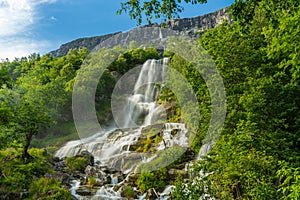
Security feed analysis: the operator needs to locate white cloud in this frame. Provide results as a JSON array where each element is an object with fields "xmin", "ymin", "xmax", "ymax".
[
  {"xmin": 0, "ymin": 0, "xmax": 57, "ymax": 60},
  {"xmin": 0, "ymin": 0, "xmax": 33, "ymax": 37},
  {"xmin": 50, "ymin": 16, "xmax": 57, "ymax": 21},
  {"xmin": 0, "ymin": 37, "xmax": 54, "ymax": 60}
]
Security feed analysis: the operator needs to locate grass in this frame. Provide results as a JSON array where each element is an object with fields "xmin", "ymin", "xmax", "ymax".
[{"xmin": 31, "ymin": 122, "xmax": 79, "ymax": 151}]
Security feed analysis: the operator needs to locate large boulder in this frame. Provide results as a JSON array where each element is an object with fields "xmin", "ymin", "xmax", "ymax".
[
  {"xmin": 129, "ymin": 124, "xmax": 164, "ymax": 153},
  {"xmin": 79, "ymin": 150, "xmax": 94, "ymax": 166},
  {"xmin": 85, "ymin": 166, "xmax": 110, "ymax": 186},
  {"xmin": 76, "ymin": 186, "xmax": 92, "ymax": 196}
]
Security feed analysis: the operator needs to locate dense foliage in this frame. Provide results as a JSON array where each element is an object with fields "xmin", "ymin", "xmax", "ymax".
[
  {"xmin": 137, "ymin": 169, "xmax": 168, "ymax": 192},
  {"xmin": 0, "ymin": 148, "xmax": 70, "ymax": 199},
  {"xmin": 170, "ymin": 0, "xmax": 300, "ymax": 199},
  {"xmin": 118, "ymin": 0, "xmax": 207, "ymax": 25},
  {"xmin": 0, "ymin": 47, "xmax": 161, "ymax": 196},
  {"xmin": 0, "ymin": 0, "xmax": 299, "ymax": 198},
  {"xmin": 27, "ymin": 177, "xmax": 71, "ymax": 200}
]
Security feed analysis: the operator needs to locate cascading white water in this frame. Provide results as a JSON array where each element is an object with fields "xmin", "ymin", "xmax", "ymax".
[
  {"xmin": 157, "ymin": 123, "xmax": 189, "ymax": 151},
  {"xmin": 122, "ymin": 58, "xmax": 168, "ymax": 128},
  {"xmin": 55, "ymin": 58, "xmax": 170, "ymax": 166},
  {"xmin": 198, "ymin": 143, "xmax": 212, "ymax": 159},
  {"xmin": 55, "ymin": 58, "xmax": 190, "ymax": 199}
]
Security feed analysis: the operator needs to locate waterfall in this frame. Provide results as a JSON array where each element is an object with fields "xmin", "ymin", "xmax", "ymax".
[
  {"xmin": 122, "ymin": 58, "xmax": 169, "ymax": 128},
  {"xmin": 110, "ymin": 174, "xmax": 118, "ymax": 185},
  {"xmin": 157, "ymin": 123, "xmax": 189, "ymax": 150},
  {"xmin": 55, "ymin": 58, "xmax": 190, "ymax": 199},
  {"xmin": 55, "ymin": 58, "xmax": 170, "ymax": 162},
  {"xmin": 198, "ymin": 143, "xmax": 213, "ymax": 160}
]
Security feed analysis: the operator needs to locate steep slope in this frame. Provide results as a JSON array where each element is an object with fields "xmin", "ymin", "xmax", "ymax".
[
  {"xmin": 48, "ymin": 7, "xmax": 231, "ymax": 57},
  {"xmin": 48, "ymin": 32, "xmax": 121, "ymax": 57}
]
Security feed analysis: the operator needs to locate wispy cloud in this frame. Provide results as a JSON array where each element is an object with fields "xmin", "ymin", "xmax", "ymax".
[
  {"xmin": 0, "ymin": 0, "xmax": 57, "ymax": 60},
  {"xmin": 0, "ymin": 37, "xmax": 51, "ymax": 60},
  {"xmin": 50, "ymin": 16, "xmax": 57, "ymax": 21}
]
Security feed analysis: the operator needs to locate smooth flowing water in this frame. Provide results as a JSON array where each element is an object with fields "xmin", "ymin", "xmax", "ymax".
[{"xmin": 56, "ymin": 58, "xmax": 192, "ymax": 199}]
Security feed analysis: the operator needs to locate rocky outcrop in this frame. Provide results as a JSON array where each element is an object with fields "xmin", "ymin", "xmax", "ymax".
[
  {"xmin": 48, "ymin": 32, "xmax": 120, "ymax": 57},
  {"xmin": 53, "ymin": 130, "xmax": 196, "ymax": 199},
  {"xmin": 48, "ymin": 7, "xmax": 231, "ymax": 57},
  {"xmin": 147, "ymin": 7, "xmax": 231, "ymax": 36}
]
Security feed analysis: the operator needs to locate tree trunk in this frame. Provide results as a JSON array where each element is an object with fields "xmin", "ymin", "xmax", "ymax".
[{"xmin": 22, "ymin": 133, "xmax": 33, "ymax": 160}]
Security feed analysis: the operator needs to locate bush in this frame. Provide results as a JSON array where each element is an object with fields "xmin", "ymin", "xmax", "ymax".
[
  {"xmin": 65, "ymin": 156, "xmax": 89, "ymax": 172},
  {"xmin": 28, "ymin": 177, "xmax": 71, "ymax": 200},
  {"xmin": 136, "ymin": 169, "xmax": 168, "ymax": 192},
  {"xmin": 0, "ymin": 148, "xmax": 52, "ymax": 192},
  {"xmin": 121, "ymin": 186, "xmax": 135, "ymax": 198},
  {"xmin": 88, "ymin": 177, "xmax": 97, "ymax": 189}
]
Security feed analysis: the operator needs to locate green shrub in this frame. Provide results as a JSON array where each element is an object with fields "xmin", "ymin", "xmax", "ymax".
[
  {"xmin": 88, "ymin": 177, "xmax": 97, "ymax": 189},
  {"xmin": 28, "ymin": 177, "xmax": 71, "ymax": 200},
  {"xmin": 122, "ymin": 186, "xmax": 135, "ymax": 198},
  {"xmin": 170, "ymin": 175, "xmax": 185, "ymax": 200},
  {"xmin": 154, "ymin": 135, "xmax": 162, "ymax": 143},
  {"xmin": 65, "ymin": 156, "xmax": 89, "ymax": 172},
  {"xmin": 137, "ymin": 169, "xmax": 167, "ymax": 192},
  {"xmin": 0, "ymin": 148, "xmax": 52, "ymax": 192}
]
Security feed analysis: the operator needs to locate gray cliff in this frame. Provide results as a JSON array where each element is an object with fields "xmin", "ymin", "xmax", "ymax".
[{"xmin": 49, "ymin": 7, "xmax": 231, "ymax": 57}]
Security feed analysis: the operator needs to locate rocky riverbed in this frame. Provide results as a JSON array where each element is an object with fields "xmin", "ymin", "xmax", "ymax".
[{"xmin": 52, "ymin": 143, "xmax": 196, "ymax": 200}]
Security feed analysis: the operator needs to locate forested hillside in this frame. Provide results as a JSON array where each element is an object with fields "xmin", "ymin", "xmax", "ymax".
[
  {"xmin": 171, "ymin": 0, "xmax": 300, "ymax": 199},
  {"xmin": 0, "ymin": 0, "xmax": 299, "ymax": 199}
]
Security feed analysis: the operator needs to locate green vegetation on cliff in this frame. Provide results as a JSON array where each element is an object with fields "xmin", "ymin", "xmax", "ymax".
[{"xmin": 170, "ymin": 0, "xmax": 300, "ymax": 199}]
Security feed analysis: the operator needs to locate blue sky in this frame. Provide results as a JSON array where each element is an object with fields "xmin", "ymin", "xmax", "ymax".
[{"xmin": 0, "ymin": 0, "xmax": 234, "ymax": 60}]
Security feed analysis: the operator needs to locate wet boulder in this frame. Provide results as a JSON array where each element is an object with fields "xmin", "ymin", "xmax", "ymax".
[{"xmin": 79, "ymin": 150, "xmax": 94, "ymax": 166}]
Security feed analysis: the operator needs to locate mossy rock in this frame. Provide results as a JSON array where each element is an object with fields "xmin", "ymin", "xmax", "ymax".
[
  {"xmin": 130, "ymin": 124, "xmax": 164, "ymax": 153},
  {"xmin": 141, "ymin": 123, "xmax": 164, "ymax": 138},
  {"xmin": 79, "ymin": 150, "xmax": 94, "ymax": 166}
]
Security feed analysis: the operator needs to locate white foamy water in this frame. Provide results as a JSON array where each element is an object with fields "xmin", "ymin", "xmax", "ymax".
[{"xmin": 56, "ymin": 58, "xmax": 189, "ymax": 199}]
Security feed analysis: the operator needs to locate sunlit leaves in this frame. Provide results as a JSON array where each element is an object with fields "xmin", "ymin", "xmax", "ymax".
[{"xmin": 118, "ymin": 0, "xmax": 207, "ymax": 25}]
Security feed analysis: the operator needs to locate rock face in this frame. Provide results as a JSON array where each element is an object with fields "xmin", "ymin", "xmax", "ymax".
[
  {"xmin": 148, "ymin": 7, "xmax": 231, "ymax": 36},
  {"xmin": 48, "ymin": 7, "xmax": 231, "ymax": 57},
  {"xmin": 48, "ymin": 32, "xmax": 120, "ymax": 57}
]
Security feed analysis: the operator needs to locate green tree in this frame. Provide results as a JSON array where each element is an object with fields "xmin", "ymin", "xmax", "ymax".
[
  {"xmin": 170, "ymin": 0, "xmax": 300, "ymax": 199},
  {"xmin": 0, "ymin": 66, "xmax": 12, "ymax": 88},
  {"xmin": 0, "ymin": 88, "xmax": 16, "ymax": 150},
  {"xmin": 118, "ymin": 0, "xmax": 207, "ymax": 25},
  {"xmin": 14, "ymin": 99, "xmax": 52, "ymax": 159}
]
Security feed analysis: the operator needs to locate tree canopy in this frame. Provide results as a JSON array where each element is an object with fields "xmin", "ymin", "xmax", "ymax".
[
  {"xmin": 118, "ymin": 0, "xmax": 207, "ymax": 25},
  {"xmin": 169, "ymin": 0, "xmax": 300, "ymax": 199}
]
